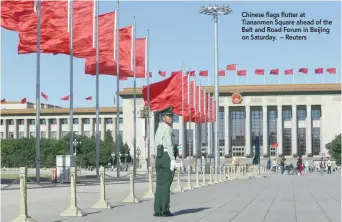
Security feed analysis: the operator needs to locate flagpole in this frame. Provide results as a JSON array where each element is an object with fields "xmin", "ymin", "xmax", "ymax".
[
  {"xmin": 146, "ymin": 29, "xmax": 150, "ymax": 170},
  {"xmin": 35, "ymin": 0, "xmax": 42, "ymax": 183},
  {"xmin": 69, "ymin": 0, "xmax": 74, "ymax": 157},
  {"xmin": 95, "ymin": 0, "xmax": 100, "ymax": 178},
  {"xmin": 115, "ymin": 1, "xmax": 121, "ymax": 178},
  {"xmin": 181, "ymin": 62, "xmax": 185, "ymax": 165},
  {"xmin": 204, "ymin": 89, "xmax": 207, "ymax": 164},
  {"xmin": 193, "ymin": 75, "xmax": 197, "ymax": 167},
  {"xmin": 199, "ymin": 81, "xmax": 202, "ymax": 167},
  {"xmin": 132, "ymin": 16, "xmax": 137, "ymax": 177},
  {"xmin": 187, "ymin": 72, "xmax": 191, "ymax": 157}
]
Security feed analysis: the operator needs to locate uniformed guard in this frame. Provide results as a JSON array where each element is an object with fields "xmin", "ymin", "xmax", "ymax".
[{"xmin": 152, "ymin": 107, "xmax": 176, "ymax": 217}]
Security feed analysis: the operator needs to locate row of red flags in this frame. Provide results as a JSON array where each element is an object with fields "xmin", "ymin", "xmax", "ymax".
[
  {"xmin": 1, "ymin": 1, "xmax": 147, "ymax": 78},
  {"xmin": 142, "ymin": 71, "xmax": 217, "ymax": 123},
  {"xmin": 157, "ymin": 66, "xmax": 337, "ymax": 77},
  {"xmin": 1, "ymin": 93, "xmax": 116, "ymax": 104}
]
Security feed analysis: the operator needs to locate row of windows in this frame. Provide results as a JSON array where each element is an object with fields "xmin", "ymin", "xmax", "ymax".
[
  {"xmin": 0, "ymin": 118, "xmax": 123, "ymax": 125},
  {"xmin": 283, "ymin": 109, "xmax": 321, "ymax": 121}
]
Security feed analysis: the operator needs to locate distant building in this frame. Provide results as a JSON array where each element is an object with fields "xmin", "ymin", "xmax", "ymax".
[
  {"xmin": 119, "ymin": 83, "xmax": 341, "ymax": 168},
  {"xmin": 0, "ymin": 101, "xmax": 123, "ymax": 141}
]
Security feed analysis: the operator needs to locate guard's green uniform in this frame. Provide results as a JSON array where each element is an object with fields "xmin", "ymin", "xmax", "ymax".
[{"xmin": 153, "ymin": 107, "xmax": 175, "ymax": 216}]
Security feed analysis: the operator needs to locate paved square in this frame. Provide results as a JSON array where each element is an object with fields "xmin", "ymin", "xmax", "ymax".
[{"xmin": 1, "ymin": 172, "xmax": 340, "ymax": 222}]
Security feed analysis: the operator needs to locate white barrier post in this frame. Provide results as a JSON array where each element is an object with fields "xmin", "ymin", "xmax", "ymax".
[
  {"xmin": 60, "ymin": 167, "xmax": 87, "ymax": 217},
  {"xmin": 92, "ymin": 166, "xmax": 113, "ymax": 208},
  {"xmin": 184, "ymin": 166, "xmax": 194, "ymax": 190},
  {"xmin": 122, "ymin": 170, "xmax": 140, "ymax": 203},
  {"xmin": 12, "ymin": 167, "xmax": 37, "ymax": 222},
  {"xmin": 194, "ymin": 166, "xmax": 202, "ymax": 188},
  {"xmin": 208, "ymin": 166, "xmax": 214, "ymax": 185},
  {"xmin": 143, "ymin": 167, "xmax": 155, "ymax": 198},
  {"xmin": 172, "ymin": 169, "xmax": 184, "ymax": 193},
  {"xmin": 219, "ymin": 165, "xmax": 223, "ymax": 182},
  {"xmin": 201, "ymin": 166, "xmax": 208, "ymax": 187}
]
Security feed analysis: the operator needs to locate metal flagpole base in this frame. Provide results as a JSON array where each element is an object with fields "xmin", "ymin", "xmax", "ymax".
[
  {"xmin": 60, "ymin": 206, "xmax": 87, "ymax": 217},
  {"xmin": 143, "ymin": 191, "xmax": 155, "ymax": 199}
]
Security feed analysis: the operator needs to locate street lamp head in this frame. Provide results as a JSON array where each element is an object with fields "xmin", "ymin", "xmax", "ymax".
[{"xmin": 199, "ymin": 4, "xmax": 232, "ymax": 17}]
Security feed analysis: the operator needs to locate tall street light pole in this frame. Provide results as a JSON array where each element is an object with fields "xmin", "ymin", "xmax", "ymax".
[{"xmin": 199, "ymin": 5, "xmax": 232, "ymax": 173}]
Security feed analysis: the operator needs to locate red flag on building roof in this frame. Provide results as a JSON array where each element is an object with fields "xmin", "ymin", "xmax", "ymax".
[
  {"xmin": 315, "ymin": 68, "xmax": 323, "ymax": 74},
  {"xmin": 255, "ymin": 69, "xmax": 265, "ymax": 75},
  {"xmin": 186, "ymin": 71, "xmax": 195, "ymax": 76},
  {"xmin": 21, "ymin": 98, "xmax": 27, "ymax": 104},
  {"xmin": 1, "ymin": 99, "xmax": 5, "ymax": 103},
  {"xmin": 218, "ymin": 70, "xmax": 225, "ymax": 76},
  {"xmin": 158, "ymin": 70, "xmax": 166, "ymax": 77},
  {"xmin": 60, "ymin": 95, "xmax": 70, "ymax": 101},
  {"xmin": 149, "ymin": 72, "xmax": 152, "ymax": 77},
  {"xmin": 199, "ymin": 70, "xmax": 208, "ymax": 76},
  {"xmin": 41, "ymin": 92, "xmax": 48, "ymax": 101},
  {"xmin": 85, "ymin": 96, "xmax": 92, "ymax": 100},
  {"xmin": 270, "ymin": 69, "xmax": 279, "ymax": 75},
  {"xmin": 284, "ymin": 69, "xmax": 293, "ymax": 75},
  {"xmin": 326, "ymin": 68, "xmax": 336, "ymax": 74},
  {"xmin": 237, "ymin": 70, "xmax": 247, "ymax": 76},
  {"xmin": 227, "ymin": 64, "xmax": 237, "ymax": 71},
  {"xmin": 299, "ymin": 68, "xmax": 308, "ymax": 74}
]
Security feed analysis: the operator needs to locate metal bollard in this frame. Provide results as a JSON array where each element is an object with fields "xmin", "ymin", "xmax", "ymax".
[
  {"xmin": 122, "ymin": 170, "xmax": 140, "ymax": 203},
  {"xmin": 172, "ymin": 169, "xmax": 185, "ymax": 193},
  {"xmin": 194, "ymin": 166, "xmax": 202, "ymax": 188},
  {"xmin": 12, "ymin": 167, "xmax": 37, "ymax": 222},
  {"xmin": 219, "ymin": 165, "xmax": 224, "ymax": 182},
  {"xmin": 201, "ymin": 166, "xmax": 208, "ymax": 187},
  {"xmin": 92, "ymin": 166, "xmax": 113, "ymax": 208},
  {"xmin": 60, "ymin": 167, "xmax": 87, "ymax": 217},
  {"xmin": 143, "ymin": 167, "xmax": 155, "ymax": 198}
]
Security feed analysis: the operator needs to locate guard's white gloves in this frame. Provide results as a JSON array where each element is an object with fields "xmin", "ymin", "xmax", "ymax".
[{"xmin": 170, "ymin": 160, "xmax": 176, "ymax": 171}]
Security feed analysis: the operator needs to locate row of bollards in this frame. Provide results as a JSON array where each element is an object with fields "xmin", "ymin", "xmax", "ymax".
[{"xmin": 12, "ymin": 164, "xmax": 264, "ymax": 221}]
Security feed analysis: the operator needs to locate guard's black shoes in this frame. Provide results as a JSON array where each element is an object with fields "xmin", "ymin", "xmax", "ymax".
[{"xmin": 153, "ymin": 212, "xmax": 162, "ymax": 217}]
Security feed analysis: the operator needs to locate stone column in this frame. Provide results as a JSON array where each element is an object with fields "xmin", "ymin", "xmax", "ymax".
[
  {"xmin": 24, "ymin": 119, "xmax": 28, "ymax": 138},
  {"xmin": 90, "ymin": 118, "xmax": 94, "ymax": 137},
  {"xmin": 14, "ymin": 119, "xmax": 18, "ymax": 139},
  {"xmin": 78, "ymin": 118, "xmax": 82, "ymax": 136},
  {"xmin": 262, "ymin": 106, "xmax": 268, "ymax": 156},
  {"xmin": 291, "ymin": 105, "xmax": 297, "ymax": 155},
  {"xmin": 101, "ymin": 118, "xmax": 106, "ymax": 141},
  {"xmin": 320, "ymin": 106, "xmax": 325, "ymax": 155},
  {"xmin": 277, "ymin": 106, "xmax": 283, "ymax": 156},
  {"xmin": 306, "ymin": 105, "xmax": 312, "ymax": 156},
  {"xmin": 224, "ymin": 106, "xmax": 230, "ymax": 156},
  {"xmin": 47, "ymin": 118, "xmax": 51, "ymax": 139},
  {"xmin": 57, "ymin": 118, "xmax": 61, "ymax": 139},
  {"xmin": 245, "ymin": 106, "xmax": 251, "ymax": 156},
  {"xmin": 3, "ymin": 119, "xmax": 8, "ymax": 139}
]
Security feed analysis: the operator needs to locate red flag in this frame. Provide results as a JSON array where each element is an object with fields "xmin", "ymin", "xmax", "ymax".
[
  {"xmin": 218, "ymin": 70, "xmax": 225, "ymax": 76},
  {"xmin": 284, "ymin": 69, "xmax": 293, "ymax": 75},
  {"xmin": 237, "ymin": 70, "xmax": 247, "ymax": 76},
  {"xmin": 85, "ymin": 96, "xmax": 92, "ymax": 100},
  {"xmin": 149, "ymin": 72, "xmax": 152, "ymax": 77},
  {"xmin": 119, "ymin": 76, "xmax": 128, "ymax": 80},
  {"xmin": 158, "ymin": 70, "xmax": 166, "ymax": 77},
  {"xmin": 199, "ymin": 70, "xmax": 208, "ymax": 76},
  {"xmin": 18, "ymin": 1, "xmax": 94, "ymax": 56},
  {"xmin": 270, "ymin": 69, "xmax": 279, "ymax": 75},
  {"xmin": 1, "ymin": 99, "xmax": 6, "ymax": 103},
  {"xmin": 84, "ymin": 25, "xmax": 133, "ymax": 77},
  {"xmin": 41, "ymin": 92, "xmax": 48, "ymax": 101},
  {"xmin": 326, "ymin": 68, "xmax": 336, "ymax": 74},
  {"xmin": 21, "ymin": 98, "xmax": 27, "ymax": 104},
  {"xmin": 213, "ymin": 99, "xmax": 216, "ymax": 122},
  {"xmin": 173, "ymin": 78, "xmax": 196, "ymax": 122},
  {"xmin": 142, "ymin": 71, "xmax": 183, "ymax": 111},
  {"xmin": 186, "ymin": 71, "xmax": 195, "ymax": 76},
  {"xmin": 1, "ymin": 0, "xmax": 34, "ymax": 31},
  {"xmin": 255, "ymin": 69, "xmax": 265, "ymax": 75},
  {"xmin": 227, "ymin": 64, "xmax": 237, "ymax": 71},
  {"xmin": 299, "ymin": 68, "xmax": 308, "ymax": 74},
  {"xmin": 315, "ymin": 68, "xmax": 323, "ymax": 74},
  {"xmin": 60, "ymin": 95, "xmax": 70, "ymax": 101},
  {"xmin": 272, "ymin": 143, "xmax": 278, "ymax": 148},
  {"xmin": 135, "ymin": 38, "xmax": 147, "ymax": 78}
]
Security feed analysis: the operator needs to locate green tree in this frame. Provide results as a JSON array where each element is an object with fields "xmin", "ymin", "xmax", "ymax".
[{"xmin": 326, "ymin": 134, "xmax": 341, "ymax": 165}]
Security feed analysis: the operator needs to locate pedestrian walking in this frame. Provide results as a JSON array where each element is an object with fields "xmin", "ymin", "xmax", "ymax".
[
  {"xmin": 297, "ymin": 155, "xmax": 303, "ymax": 176},
  {"xmin": 327, "ymin": 157, "xmax": 332, "ymax": 174},
  {"xmin": 319, "ymin": 157, "xmax": 326, "ymax": 176},
  {"xmin": 152, "ymin": 107, "xmax": 176, "ymax": 217}
]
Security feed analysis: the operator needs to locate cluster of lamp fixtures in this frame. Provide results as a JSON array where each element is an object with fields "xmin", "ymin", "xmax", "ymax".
[{"xmin": 199, "ymin": 4, "xmax": 232, "ymax": 16}]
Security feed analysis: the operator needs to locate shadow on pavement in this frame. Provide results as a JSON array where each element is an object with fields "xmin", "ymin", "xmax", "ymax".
[{"xmin": 172, "ymin": 207, "xmax": 211, "ymax": 216}]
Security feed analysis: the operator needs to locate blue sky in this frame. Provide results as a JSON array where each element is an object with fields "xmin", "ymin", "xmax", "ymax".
[{"xmin": 1, "ymin": 1, "xmax": 341, "ymax": 107}]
